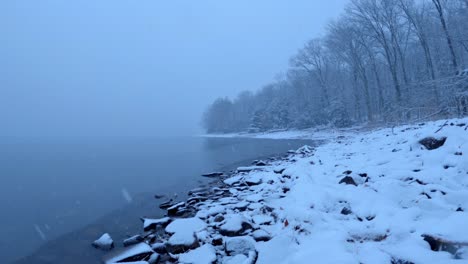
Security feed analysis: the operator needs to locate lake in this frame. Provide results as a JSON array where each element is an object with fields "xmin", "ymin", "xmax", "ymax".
[{"xmin": 0, "ymin": 136, "xmax": 315, "ymax": 263}]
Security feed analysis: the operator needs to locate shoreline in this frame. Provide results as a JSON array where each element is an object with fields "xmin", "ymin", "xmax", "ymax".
[
  {"xmin": 88, "ymin": 117, "xmax": 467, "ymax": 264},
  {"xmin": 11, "ymin": 150, "xmax": 299, "ymax": 264}
]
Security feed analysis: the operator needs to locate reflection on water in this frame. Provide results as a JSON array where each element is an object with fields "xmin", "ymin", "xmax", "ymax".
[{"xmin": 0, "ymin": 136, "xmax": 315, "ymax": 263}]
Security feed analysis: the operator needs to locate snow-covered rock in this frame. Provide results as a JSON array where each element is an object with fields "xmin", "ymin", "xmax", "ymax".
[
  {"xmin": 92, "ymin": 233, "xmax": 114, "ymax": 250},
  {"xmin": 178, "ymin": 244, "xmax": 217, "ymax": 264},
  {"xmin": 165, "ymin": 217, "xmax": 207, "ymax": 253},
  {"xmin": 219, "ymin": 214, "xmax": 253, "ymax": 236},
  {"xmin": 141, "ymin": 217, "xmax": 171, "ymax": 231},
  {"xmin": 103, "ymin": 243, "xmax": 154, "ymax": 264}
]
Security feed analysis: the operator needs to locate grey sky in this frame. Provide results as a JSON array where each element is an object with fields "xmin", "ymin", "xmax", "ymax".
[{"xmin": 0, "ymin": 0, "xmax": 347, "ymax": 137}]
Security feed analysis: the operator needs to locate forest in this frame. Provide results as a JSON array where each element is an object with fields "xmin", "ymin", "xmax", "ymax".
[{"xmin": 202, "ymin": 0, "xmax": 468, "ymax": 133}]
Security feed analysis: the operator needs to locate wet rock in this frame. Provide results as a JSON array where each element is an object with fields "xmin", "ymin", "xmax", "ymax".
[
  {"xmin": 201, "ymin": 172, "xmax": 224, "ymax": 178},
  {"xmin": 159, "ymin": 199, "xmax": 174, "ymax": 209},
  {"xmin": 123, "ymin": 235, "xmax": 145, "ymax": 247},
  {"xmin": 92, "ymin": 233, "xmax": 114, "ymax": 251},
  {"xmin": 167, "ymin": 202, "xmax": 186, "ymax": 216},
  {"xmin": 253, "ymin": 160, "xmax": 267, "ymax": 166},
  {"xmin": 103, "ymin": 243, "xmax": 154, "ymax": 263},
  {"xmin": 419, "ymin": 137, "xmax": 447, "ymax": 150},
  {"xmin": 339, "ymin": 176, "xmax": 357, "ymax": 186}
]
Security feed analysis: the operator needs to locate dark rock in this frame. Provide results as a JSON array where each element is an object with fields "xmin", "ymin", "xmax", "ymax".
[
  {"xmin": 391, "ymin": 258, "xmax": 415, "ymax": 264},
  {"xmin": 415, "ymin": 179, "xmax": 427, "ymax": 185},
  {"xmin": 167, "ymin": 202, "xmax": 185, "ymax": 216},
  {"xmin": 282, "ymin": 187, "xmax": 290, "ymax": 194},
  {"xmin": 201, "ymin": 172, "xmax": 224, "ymax": 178},
  {"xmin": 274, "ymin": 168, "xmax": 286, "ymax": 174},
  {"xmin": 456, "ymin": 123, "xmax": 466, "ymax": 127},
  {"xmin": 366, "ymin": 215, "xmax": 375, "ymax": 221},
  {"xmin": 154, "ymin": 194, "xmax": 165, "ymax": 199},
  {"xmin": 151, "ymin": 242, "xmax": 167, "ymax": 254},
  {"xmin": 413, "ymin": 169, "xmax": 421, "ymax": 172},
  {"xmin": 339, "ymin": 176, "xmax": 357, "ymax": 186},
  {"xmin": 419, "ymin": 137, "xmax": 447, "ymax": 150},
  {"xmin": 343, "ymin": 170, "xmax": 353, "ymax": 175},
  {"xmin": 455, "ymin": 152, "xmax": 463, "ymax": 156},
  {"xmin": 421, "ymin": 192, "xmax": 432, "ymax": 199},
  {"xmin": 456, "ymin": 207, "xmax": 464, "ymax": 212},
  {"xmin": 123, "ymin": 235, "xmax": 144, "ymax": 247},
  {"xmin": 246, "ymin": 178, "xmax": 262, "ymax": 186},
  {"xmin": 253, "ymin": 160, "xmax": 267, "ymax": 166},
  {"xmin": 422, "ymin": 234, "xmax": 464, "ymax": 255},
  {"xmin": 159, "ymin": 199, "xmax": 174, "ymax": 209},
  {"xmin": 341, "ymin": 207, "xmax": 352, "ymax": 215},
  {"xmin": 214, "ymin": 215, "xmax": 225, "ymax": 222},
  {"xmin": 358, "ymin": 173, "xmax": 367, "ymax": 177},
  {"xmin": 212, "ymin": 236, "xmax": 223, "ymax": 246}
]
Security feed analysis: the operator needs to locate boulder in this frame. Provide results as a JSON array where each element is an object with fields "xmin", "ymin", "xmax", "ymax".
[
  {"xmin": 178, "ymin": 244, "xmax": 217, "ymax": 264},
  {"xmin": 419, "ymin": 137, "xmax": 447, "ymax": 150},
  {"xmin": 141, "ymin": 217, "xmax": 171, "ymax": 232},
  {"xmin": 224, "ymin": 236, "xmax": 256, "ymax": 256},
  {"xmin": 92, "ymin": 233, "xmax": 114, "ymax": 251},
  {"xmin": 202, "ymin": 172, "xmax": 224, "ymax": 178},
  {"xmin": 252, "ymin": 229, "xmax": 271, "ymax": 242}
]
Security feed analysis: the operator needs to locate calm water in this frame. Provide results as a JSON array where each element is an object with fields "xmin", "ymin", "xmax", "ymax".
[{"xmin": 0, "ymin": 136, "xmax": 314, "ymax": 263}]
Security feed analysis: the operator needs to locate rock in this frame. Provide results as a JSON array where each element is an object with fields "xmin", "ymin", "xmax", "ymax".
[
  {"xmin": 422, "ymin": 234, "xmax": 468, "ymax": 255},
  {"xmin": 214, "ymin": 215, "xmax": 225, "ymax": 222},
  {"xmin": 252, "ymin": 229, "xmax": 271, "ymax": 242},
  {"xmin": 103, "ymin": 243, "xmax": 154, "ymax": 264},
  {"xmin": 341, "ymin": 207, "xmax": 352, "ymax": 215},
  {"xmin": 92, "ymin": 233, "xmax": 114, "ymax": 251},
  {"xmin": 154, "ymin": 194, "xmax": 165, "ymax": 199},
  {"xmin": 252, "ymin": 214, "xmax": 274, "ymax": 225},
  {"xmin": 123, "ymin": 235, "xmax": 145, "ymax": 247},
  {"xmin": 456, "ymin": 207, "xmax": 464, "ymax": 212},
  {"xmin": 296, "ymin": 145, "xmax": 313, "ymax": 155},
  {"xmin": 151, "ymin": 242, "xmax": 166, "ymax": 254},
  {"xmin": 236, "ymin": 166, "xmax": 265, "ymax": 173},
  {"xmin": 178, "ymin": 244, "xmax": 217, "ymax": 264},
  {"xmin": 339, "ymin": 176, "xmax": 357, "ymax": 186},
  {"xmin": 391, "ymin": 258, "xmax": 415, "ymax": 264},
  {"xmin": 222, "ymin": 252, "xmax": 257, "ymax": 264},
  {"xmin": 246, "ymin": 178, "xmax": 262, "ymax": 186},
  {"xmin": 224, "ymin": 236, "xmax": 256, "ymax": 256},
  {"xmin": 274, "ymin": 168, "xmax": 285, "ymax": 174},
  {"xmin": 147, "ymin": 253, "xmax": 160, "ymax": 264},
  {"xmin": 253, "ymin": 160, "xmax": 267, "ymax": 166},
  {"xmin": 165, "ymin": 217, "xmax": 207, "ymax": 254},
  {"xmin": 159, "ymin": 199, "xmax": 174, "ymax": 209},
  {"xmin": 167, "ymin": 202, "xmax": 186, "ymax": 216},
  {"xmin": 141, "ymin": 217, "xmax": 171, "ymax": 232},
  {"xmin": 343, "ymin": 170, "xmax": 352, "ymax": 175},
  {"xmin": 212, "ymin": 235, "xmax": 224, "ymax": 246},
  {"xmin": 419, "ymin": 137, "xmax": 447, "ymax": 150},
  {"xmin": 219, "ymin": 215, "xmax": 253, "ymax": 236},
  {"xmin": 202, "ymin": 172, "xmax": 224, "ymax": 178}
]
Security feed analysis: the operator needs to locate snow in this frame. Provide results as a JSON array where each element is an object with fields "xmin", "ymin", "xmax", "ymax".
[
  {"xmin": 92, "ymin": 233, "xmax": 113, "ymax": 250},
  {"xmin": 142, "ymin": 217, "xmax": 171, "ymax": 230},
  {"xmin": 98, "ymin": 118, "xmax": 468, "ymax": 263},
  {"xmin": 103, "ymin": 243, "xmax": 153, "ymax": 264},
  {"xmin": 178, "ymin": 244, "xmax": 217, "ymax": 264},
  {"xmin": 165, "ymin": 217, "xmax": 207, "ymax": 247}
]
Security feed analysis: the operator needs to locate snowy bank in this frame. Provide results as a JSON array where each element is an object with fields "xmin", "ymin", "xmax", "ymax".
[{"xmin": 95, "ymin": 118, "xmax": 468, "ymax": 263}]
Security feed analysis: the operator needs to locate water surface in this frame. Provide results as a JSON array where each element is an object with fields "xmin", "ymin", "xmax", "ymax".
[{"xmin": 0, "ymin": 136, "xmax": 314, "ymax": 263}]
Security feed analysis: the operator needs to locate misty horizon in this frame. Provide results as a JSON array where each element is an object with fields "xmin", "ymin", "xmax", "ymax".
[{"xmin": 1, "ymin": 0, "xmax": 347, "ymax": 138}]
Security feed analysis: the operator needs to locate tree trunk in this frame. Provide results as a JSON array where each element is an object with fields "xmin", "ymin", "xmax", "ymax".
[{"xmin": 432, "ymin": 0, "xmax": 458, "ymax": 71}]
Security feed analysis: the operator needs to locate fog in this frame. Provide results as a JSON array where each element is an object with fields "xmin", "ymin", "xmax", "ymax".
[{"xmin": 0, "ymin": 0, "xmax": 347, "ymax": 138}]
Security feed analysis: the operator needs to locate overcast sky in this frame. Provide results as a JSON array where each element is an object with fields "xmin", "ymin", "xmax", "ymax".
[{"xmin": 0, "ymin": 0, "xmax": 347, "ymax": 138}]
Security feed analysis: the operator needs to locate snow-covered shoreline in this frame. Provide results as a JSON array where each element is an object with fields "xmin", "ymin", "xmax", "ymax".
[{"xmin": 95, "ymin": 118, "xmax": 468, "ymax": 263}]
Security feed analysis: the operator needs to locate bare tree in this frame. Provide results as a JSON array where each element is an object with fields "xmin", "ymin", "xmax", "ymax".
[{"xmin": 432, "ymin": 0, "xmax": 458, "ymax": 70}]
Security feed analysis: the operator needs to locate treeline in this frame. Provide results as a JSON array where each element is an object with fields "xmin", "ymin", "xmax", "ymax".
[{"xmin": 203, "ymin": 0, "xmax": 468, "ymax": 134}]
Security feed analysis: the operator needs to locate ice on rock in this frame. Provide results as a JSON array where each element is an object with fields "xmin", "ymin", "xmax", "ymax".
[
  {"xmin": 178, "ymin": 244, "xmax": 217, "ymax": 264},
  {"xmin": 92, "ymin": 233, "xmax": 114, "ymax": 250}
]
